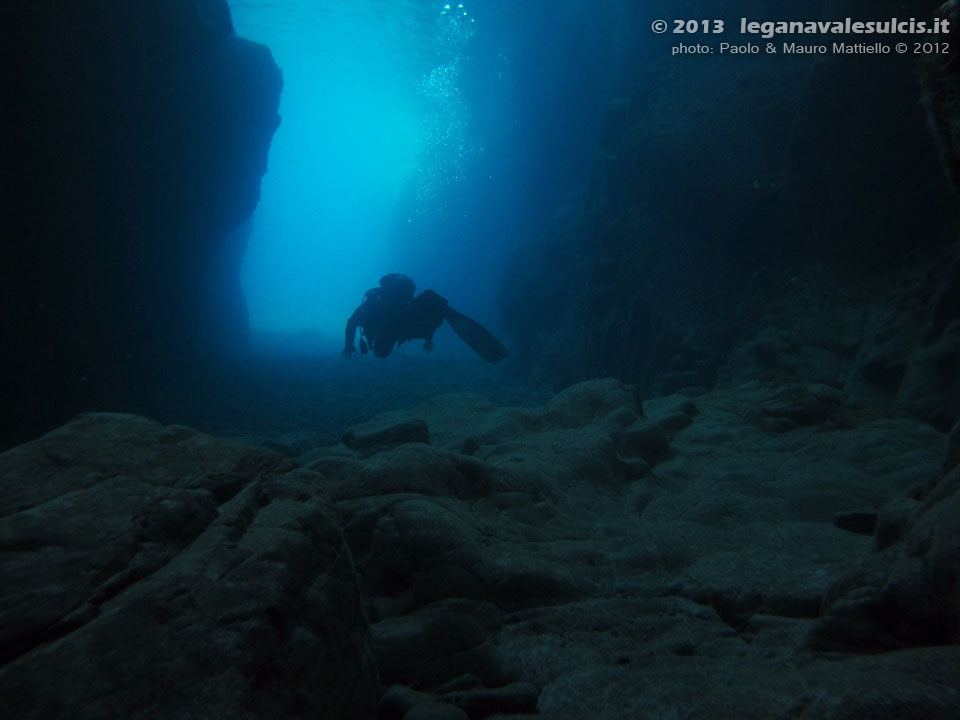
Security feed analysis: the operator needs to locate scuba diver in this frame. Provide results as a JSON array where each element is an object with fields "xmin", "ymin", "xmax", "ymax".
[{"xmin": 342, "ymin": 273, "xmax": 508, "ymax": 364}]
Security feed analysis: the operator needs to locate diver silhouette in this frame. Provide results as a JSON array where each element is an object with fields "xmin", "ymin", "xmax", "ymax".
[{"xmin": 342, "ymin": 273, "xmax": 508, "ymax": 363}]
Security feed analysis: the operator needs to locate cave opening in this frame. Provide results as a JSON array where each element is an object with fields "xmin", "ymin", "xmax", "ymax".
[
  {"xmin": 228, "ymin": 0, "xmax": 614, "ymax": 355},
  {"xmin": 231, "ymin": 0, "xmax": 488, "ymax": 353}
]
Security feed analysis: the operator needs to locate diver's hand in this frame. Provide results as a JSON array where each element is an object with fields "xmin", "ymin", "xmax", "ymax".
[
  {"xmin": 342, "ymin": 346, "xmax": 356, "ymax": 358},
  {"xmin": 423, "ymin": 339, "xmax": 434, "ymax": 353}
]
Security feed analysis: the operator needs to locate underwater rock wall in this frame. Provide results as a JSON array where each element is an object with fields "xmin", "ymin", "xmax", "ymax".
[
  {"xmin": 0, "ymin": 1, "xmax": 281, "ymax": 448},
  {"xmin": 500, "ymin": 0, "xmax": 959, "ymax": 428}
]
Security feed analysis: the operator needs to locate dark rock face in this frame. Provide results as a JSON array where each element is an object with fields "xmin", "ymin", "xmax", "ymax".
[
  {"xmin": 920, "ymin": 0, "xmax": 960, "ymax": 197},
  {"xmin": 499, "ymin": 0, "xmax": 959, "ymax": 427},
  {"xmin": 0, "ymin": 413, "xmax": 378, "ymax": 719},
  {"xmin": 0, "ymin": 0, "xmax": 282, "ymax": 448}
]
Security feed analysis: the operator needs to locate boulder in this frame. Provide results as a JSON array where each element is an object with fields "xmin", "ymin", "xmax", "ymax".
[
  {"xmin": 811, "ymin": 420, "xmax": 960, "ymax": 650},
  {"xmin": 344, "ymin": 417, "xmax": 431, "ymax": 453},
  {"xmin": 0, "ymin": 413, "xmax": 378, "ymax": 719}
]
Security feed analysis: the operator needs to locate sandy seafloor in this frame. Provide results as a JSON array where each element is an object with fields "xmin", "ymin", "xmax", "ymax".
[{"xmin": 161, "ymin": 333, "xmax": 552, "ymax": 447}]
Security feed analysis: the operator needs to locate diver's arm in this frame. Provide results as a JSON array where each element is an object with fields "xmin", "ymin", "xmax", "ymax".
[{"xmin": 343, "ymin": 309, "xmax": 361, "ymax": 357}]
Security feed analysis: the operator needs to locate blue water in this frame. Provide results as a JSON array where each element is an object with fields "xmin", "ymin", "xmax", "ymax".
[{"xmin": 229, "ymin": 0, "xmax": 612, "ymax": 351}]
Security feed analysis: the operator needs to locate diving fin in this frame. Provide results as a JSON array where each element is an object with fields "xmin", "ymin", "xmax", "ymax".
[{"xmin": 444, "ymin": 307, "xmax": 508, "ymax": 364}]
